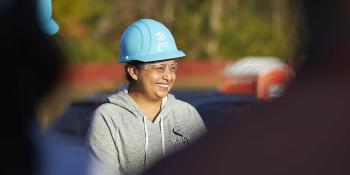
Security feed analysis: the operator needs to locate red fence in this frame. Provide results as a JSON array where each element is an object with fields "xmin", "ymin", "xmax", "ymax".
[{"xmin": 58, "ymin": 60, "xmax": 231, "ymax": 91}]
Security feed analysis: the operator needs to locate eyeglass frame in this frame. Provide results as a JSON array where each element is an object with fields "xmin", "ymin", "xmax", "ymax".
[{"xmin": 136, "ymin": 61, "xmax": 178, "ymax": 74}]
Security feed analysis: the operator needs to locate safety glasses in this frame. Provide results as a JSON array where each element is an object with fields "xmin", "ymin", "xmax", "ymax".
[{"xmin": 137, "ymin": 62, "xmax": 178, "ymax": 74}]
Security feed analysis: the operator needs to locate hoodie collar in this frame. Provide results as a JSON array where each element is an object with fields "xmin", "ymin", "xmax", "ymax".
[{"xmin": 108, "ymin": 91, "xmax": 175, "ymax": 120}]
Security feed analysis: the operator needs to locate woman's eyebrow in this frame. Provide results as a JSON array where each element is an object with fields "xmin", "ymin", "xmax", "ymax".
[{"xmin": 157, "ymin": 62, "xmax": 177, "ymax": 66}]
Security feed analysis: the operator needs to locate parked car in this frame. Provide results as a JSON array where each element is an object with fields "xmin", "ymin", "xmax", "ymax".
[
  {"xmin": 44, "ymin": 90, "xmax": 261, "ymax": 174},
  {"xmin": 46, "ymin": 92, "xmax": 109, "ymax": 146},
  {"xmin": 47, "ymin": 90, "xmax": 261, "ymax": 145},
  {"xmin": 191, "ymin": 93, "xmax": 260, "ymax": 131},
  {"xmin": 41, "ymin": 89, "xmax": 263, "ymax": 175}
]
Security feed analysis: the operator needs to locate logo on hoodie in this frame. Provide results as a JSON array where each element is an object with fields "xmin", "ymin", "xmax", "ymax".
[{"xmin": 171, "ymin": 126, "xmax": 190, "ymax": 145}]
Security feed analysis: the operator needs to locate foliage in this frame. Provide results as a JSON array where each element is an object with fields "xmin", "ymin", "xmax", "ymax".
[{"xmin": 53, "ymin": 0, "xmax": 302, "ymax": 63}]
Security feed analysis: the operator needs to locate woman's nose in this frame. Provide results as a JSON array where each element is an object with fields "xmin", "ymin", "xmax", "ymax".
[{"xmin": 162, "ymin": 70, "xmax": 172, "ymax": 80}]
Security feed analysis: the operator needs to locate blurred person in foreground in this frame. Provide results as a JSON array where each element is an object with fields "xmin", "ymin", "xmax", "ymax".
[
  {"xmin": 35, "ymin": 1, "xmax": 90, "ymax": 175},
  {"xmin": 144, "ymin": 0, "xmax": 350, "ymax": 174},
  {"xmin": 86, "ymin": 19, "xmax": 207, "ymax": 175},
  {"xmin": 0, "ymin": 0, "xmax": 63, "ymax": 174}
]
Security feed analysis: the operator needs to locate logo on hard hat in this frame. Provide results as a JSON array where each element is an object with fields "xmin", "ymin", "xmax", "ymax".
[
  {"xmin": 155, "ymin": 32, "xmax": 169, "ymax": 51},
  {"xmin": 155, "ymin": 32, "xmax": 167, "ymax": 41}
]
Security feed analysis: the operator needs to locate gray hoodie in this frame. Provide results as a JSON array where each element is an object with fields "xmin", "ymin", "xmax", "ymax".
[{"xmin": 86, "ymin": 91, "xmax": 207, "ymax": 175}]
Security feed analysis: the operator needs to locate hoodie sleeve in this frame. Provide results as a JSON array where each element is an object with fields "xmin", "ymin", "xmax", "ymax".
[{"xmin": 85, "ymin": 105, "xmax": 122, "ymax": 175}]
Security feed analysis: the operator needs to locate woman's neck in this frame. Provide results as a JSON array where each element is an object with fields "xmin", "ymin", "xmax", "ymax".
[{"xmin": 128, "ymin": 90, "xmax": 162, "ymax": 122}]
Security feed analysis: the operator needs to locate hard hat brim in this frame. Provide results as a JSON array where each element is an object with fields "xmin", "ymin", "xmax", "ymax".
[
  {"xmin": 43, "ymin": 19, "xmax": 59, "ymax": 35},
  {"xmin": 119, "ymin": 50, "xmax": 185, "ymax": 63}
]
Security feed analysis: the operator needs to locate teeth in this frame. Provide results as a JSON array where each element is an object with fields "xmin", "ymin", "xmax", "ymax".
[{"xmin": 159, "ymin": 84, "xmax": 169, "ymax": 88}]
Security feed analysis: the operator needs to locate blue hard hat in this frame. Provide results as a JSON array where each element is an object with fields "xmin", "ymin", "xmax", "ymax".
[
  {"xmin": 37, "ymin": 0, "xmax": 59, "ymax": 35},
  {"xmin": 119, "ymin": 19, "xmax": 185, "ymax": 63}
]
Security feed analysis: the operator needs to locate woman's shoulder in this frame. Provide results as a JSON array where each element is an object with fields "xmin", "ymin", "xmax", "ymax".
[
  {"xmin": 95, "ymin": 102, "xmax": 116, "ymax": 110},
  {"xmin": 93, "ymin": 102, "xmax": 127, "ymax": 117}
]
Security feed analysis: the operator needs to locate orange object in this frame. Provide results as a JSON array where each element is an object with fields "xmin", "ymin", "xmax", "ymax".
[
  {"xmin": 219, "ymin": 57, "xmax": 294, "ymax": 100},
  {"xmin": 256, "ymin": 66, "xmax": 294, "ymax": 100},
  {"xmin": 220, "ymin": 76, "xmax": 256, "ymax": 96}
]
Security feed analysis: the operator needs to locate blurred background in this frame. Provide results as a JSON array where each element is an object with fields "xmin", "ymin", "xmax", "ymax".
[{"xmin": 37, "ymin": 0, "xmax": 303, "ymax": 129}]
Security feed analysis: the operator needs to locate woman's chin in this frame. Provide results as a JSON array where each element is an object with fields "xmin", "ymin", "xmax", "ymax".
[
  {"xmin": 156, "ymin": 91, "xmax": 168, "ymax": 99},
  {"xmin": 155, "ymin": 88, "xmax": 170, "ymax": 99}
]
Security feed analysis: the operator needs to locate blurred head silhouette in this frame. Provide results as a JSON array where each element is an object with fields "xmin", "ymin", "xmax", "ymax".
[
  {"xmin": 0, "ymin": 0, "xmax": 63, "ymax": 174},
  {"xmin": 144, "ymin": 0, "xmax": 350, "ymax": 174}
]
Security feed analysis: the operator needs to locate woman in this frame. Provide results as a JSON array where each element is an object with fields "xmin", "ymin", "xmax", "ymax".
[{"xmin": 86, "ymin": 19, "xmax": 207, "ymax": 175}]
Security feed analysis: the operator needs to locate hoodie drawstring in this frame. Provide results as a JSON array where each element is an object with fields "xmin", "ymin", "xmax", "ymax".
[
  {"xmin": 143, "ymin": 115, "xmax": 149, "ymax": 167},
  {"xmin": 160, "ymin": 96, "xmax": 167, "ymax": 157},
  {"xmin": 144, "ymin": 96, "xmax": 168, "ymax": 168},
  {"xmin": 143, "ymin": 116, "xmax": 166, "ymax": 168},
  {"xmin": 160, "ymin": 117, "xmax": 165, "ymax": 157}
]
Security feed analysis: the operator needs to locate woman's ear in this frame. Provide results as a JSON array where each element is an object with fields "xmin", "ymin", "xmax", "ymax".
[{"xmin": 127, "ymin": 66, "xmax": 138, "ymax": 81}]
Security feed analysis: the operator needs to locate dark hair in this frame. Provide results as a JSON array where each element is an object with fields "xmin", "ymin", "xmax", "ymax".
[{"xmin": 124, "ymin": 60, "xmax": 145, "ymax": 83}]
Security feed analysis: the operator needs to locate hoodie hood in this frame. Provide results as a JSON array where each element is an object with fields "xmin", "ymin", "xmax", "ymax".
[
  {"xmin": 107, "ymin": 91, "xmax": 173, "ymax": 120},
  {"xmin": 107, "ymin": 91, "xmax": 144, "ymax": 120}
]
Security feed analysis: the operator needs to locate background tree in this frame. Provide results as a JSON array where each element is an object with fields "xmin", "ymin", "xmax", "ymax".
[{"xmin": 53, "ymin": 0, "xmax": 301, "ymax": 63}]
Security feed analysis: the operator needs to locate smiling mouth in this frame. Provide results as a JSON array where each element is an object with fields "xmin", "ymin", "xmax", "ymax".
[{"xmin": 158, "ymin": 83, "xmax": 170, "ymax": 88}]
